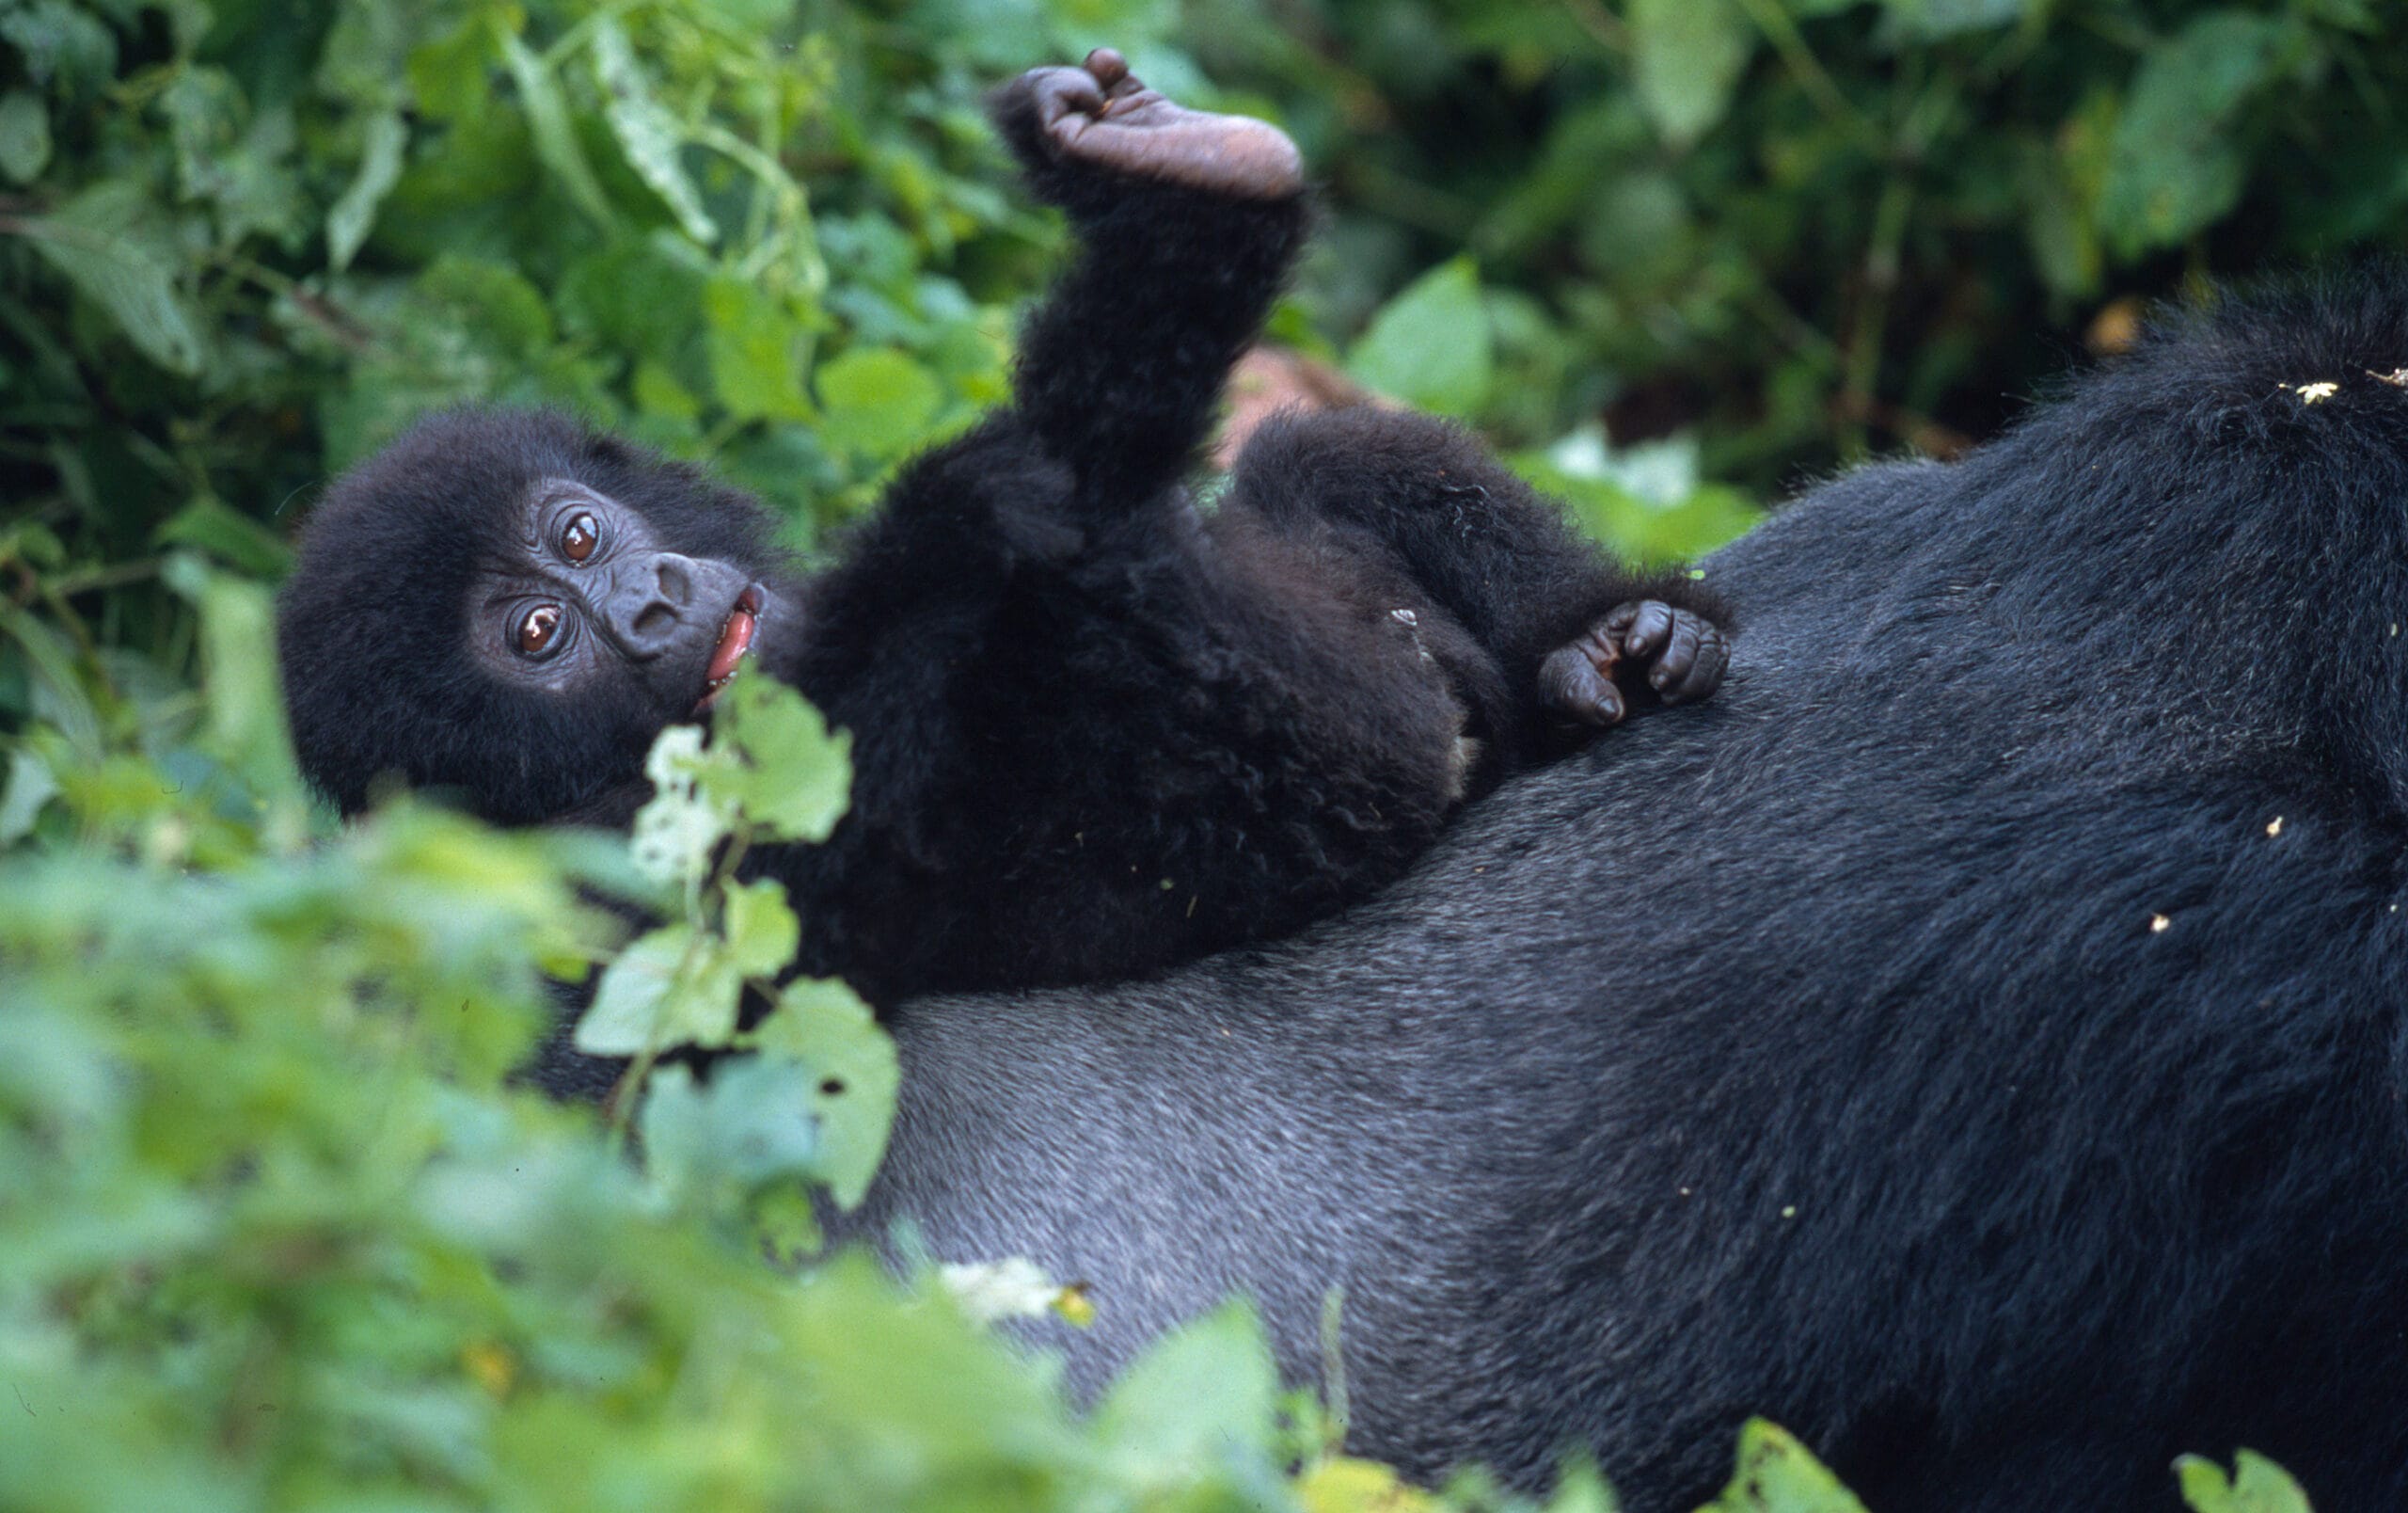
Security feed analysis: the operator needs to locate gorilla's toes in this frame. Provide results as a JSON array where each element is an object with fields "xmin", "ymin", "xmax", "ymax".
[{"xmin": 1020, "ymin": 49, "xmax": 1303, "ymax": 199}]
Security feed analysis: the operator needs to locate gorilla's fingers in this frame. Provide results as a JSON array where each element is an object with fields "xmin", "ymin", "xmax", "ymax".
[
  {"xmin": 1619, "ymin": 599, "xmax": 1675, "ymax": 660},
  {"xmin": 1661, "ymin": 625, "xmax": 1729, "ymax": 704},
  {"xmin": 1539, "ymin": 644, "xmax": 1625, "ymax": 726},
  {"xmin": 1651, "ymin": 612, "xmax": 1703, "ymax": 692},
  {"xmin": 1083, "ymin": 47, "xmax": 1131, "ymax": 89}
]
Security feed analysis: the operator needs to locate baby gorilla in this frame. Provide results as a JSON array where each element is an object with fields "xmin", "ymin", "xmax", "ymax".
[{"xmin": 278, "ymin": 51, "xmax": 1729, "ymax": 1005}]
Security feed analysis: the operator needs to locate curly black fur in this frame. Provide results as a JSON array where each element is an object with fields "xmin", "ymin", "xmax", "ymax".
[{"xmin": 277, "ymin": 72, "xmax": 1719, "ymax": 1004}]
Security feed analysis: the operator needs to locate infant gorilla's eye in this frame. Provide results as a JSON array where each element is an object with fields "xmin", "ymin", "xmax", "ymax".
[
  {"xmin": 561, "ymin": 512, "xmax": 599, "ymax": 563},
  {"xmin": 516, "ymin": 603, "xmax": 564, "ymax": 658}
]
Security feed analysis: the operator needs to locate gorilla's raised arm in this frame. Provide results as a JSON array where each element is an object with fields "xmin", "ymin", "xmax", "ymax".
[
  {"xmin": 990, "ymin": 49, "xmax": 1307, "ymax": 503},
  {"xmin": 280, "ymin": 55, "xmax": 1731, "ymax": 1004}
]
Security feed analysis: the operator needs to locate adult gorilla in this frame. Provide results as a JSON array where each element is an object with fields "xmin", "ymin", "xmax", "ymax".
[{"xmin": 810, "ymin": 277, "xmax": 2408, "ymax": 1510}]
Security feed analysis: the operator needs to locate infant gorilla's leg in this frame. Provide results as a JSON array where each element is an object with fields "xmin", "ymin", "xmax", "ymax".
[{"xmin": 1224, "ymin": 406, "xmax": 1729, "ymax": 744}]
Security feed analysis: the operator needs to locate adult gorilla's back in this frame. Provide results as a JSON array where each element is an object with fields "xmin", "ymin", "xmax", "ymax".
[{"xmin": 837, "ymin": 278, "xmax": 2408, "ymax": 1510}]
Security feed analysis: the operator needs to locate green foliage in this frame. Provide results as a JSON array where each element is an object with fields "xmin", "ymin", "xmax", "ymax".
[
  {"xmin": 1195, "ymin": 0, "xmax": 2408, "ymax": 481},
  {"xmin": 1693, "ymin": 1421, "xmax": 1869, "ymax": 1513},
  {"xmin": 0, "ymin": 0, "xmax": 2370, "ymax": 1505},
  {"xmin": 2178, "ymin": 1451, "xmax": 2318, "ymax": 1513},
  {"xmin": 1347, "ymin": 254, "xmax": 1493, "ymax": 417}
]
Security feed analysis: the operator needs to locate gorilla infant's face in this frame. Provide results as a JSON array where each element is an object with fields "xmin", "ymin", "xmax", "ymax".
[
  {"xmin": 279, "ymin": 408, "xmax": 808, "ymax": 823},
  {"xmin": 469, "ymin": 475, "xmax": 799, "ymax": 717}
]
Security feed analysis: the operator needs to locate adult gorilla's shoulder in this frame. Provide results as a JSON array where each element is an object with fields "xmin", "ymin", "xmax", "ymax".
[{"xmin": 825, "ymin": 269, "xmax": 2408, "ymax": 1513}]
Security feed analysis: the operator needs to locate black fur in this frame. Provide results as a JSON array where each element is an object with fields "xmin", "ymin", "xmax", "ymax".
[
  {"xmin": 802, "ymin": 272, "xmax": 2408, "ymax": 1510},
  {"xmin": 278, "ymin": 66, "xmax": 1722, "ymax": 1004}
]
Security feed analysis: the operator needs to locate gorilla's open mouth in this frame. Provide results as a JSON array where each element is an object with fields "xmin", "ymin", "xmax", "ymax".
[{"xmin": 697, "ymin": 584, "xmax": 765, "ymax": 709}]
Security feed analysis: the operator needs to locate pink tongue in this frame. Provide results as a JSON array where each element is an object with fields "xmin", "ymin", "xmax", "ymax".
[{"xmin": 706, "ymin": 608, "xmax": 756, "ymax": 683}]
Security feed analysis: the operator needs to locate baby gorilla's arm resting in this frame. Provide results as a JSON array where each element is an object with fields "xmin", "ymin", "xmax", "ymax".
[{"xmin": 986, "ymin": 50, "xmax": 1308, "ymax": 507}]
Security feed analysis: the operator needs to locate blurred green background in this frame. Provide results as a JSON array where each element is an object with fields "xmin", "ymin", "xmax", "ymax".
[
  {"xmin": 8, "ymin": 0, "xmax": 2401, "ymax": 702},
  {"xmin": 0, "ymin": 3, "xmax": 2396, "ymax": 1509}
]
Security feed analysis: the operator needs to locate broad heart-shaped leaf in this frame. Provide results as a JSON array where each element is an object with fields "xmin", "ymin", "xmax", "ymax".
[
  {"xmin": 2095, "ymin": 12, "xmax": 2291, "ymax": 258},
  {"xmin": 573, "ymin": 922, "xmax": 743, "ymax": 1056},
  {"xmin": 1628, "ymin": 0, "xmax": 1755, "ymax": 150},
  {"xmin": 1696, "ymin": 1420, "xmax": 1869, "ymax": 1512},
  {"xmin": 814, "ymin": 346, "xmax": 943, "ymax": 462},
  {"xmin": 2175, "ymin": 1451, "xmax": 2315, "ymax": 1513},
  {"xmin": 1091, "ymin": 1301, "xmax": 1286, "ymax": 1496},
  {"xmin": 19, "ymin": 182, "xmax": 203, "ymax": 374},
  {"xmin": 638, "ymin": 1059, "xmax": 821, "ymax": 1202},
  {"xmin": 326, "ymin": 108, "xmax": 405, "ymax": 270},
  {"xmin": 1345, "ymin": 256, "xmax": 1493, "ymax": 419},
  {"xmin": 704, "ymin": 673, "xmax": 852, "ymax": 843},
  {"xmin": 748, "ymin": 977, "xmax": 896, "ymax": 1208},
  {"xmin": 721, "ymin": 876, "xmax": 800, "ymax": 979},
  {"xmin": 590, "ymin": 18, "xmax": 718, "ymax": 245}
]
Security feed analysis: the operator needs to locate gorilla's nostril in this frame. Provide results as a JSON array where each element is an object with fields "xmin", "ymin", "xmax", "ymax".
[
  {"xmin": 655, "ymin": 555, "xmax": 693, "ymax": 605},
  {"xmin": 633, "ymin": 603, "xmax": 675, "ymax": 639}
]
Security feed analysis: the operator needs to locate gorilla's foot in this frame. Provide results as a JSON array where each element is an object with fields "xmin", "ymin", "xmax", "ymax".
[
  {"xmin": 1538, "ymin": 600, "xmax": 1729, "ymax": 726},
  {"xmin": 1013, "ymin": 49, "xmax": 1303, "ymax": 199}
]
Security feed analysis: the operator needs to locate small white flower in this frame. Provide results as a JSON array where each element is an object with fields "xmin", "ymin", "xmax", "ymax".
[{"xmin": 630, "ymin": 725, "xmax": 730, "ymax": 885}]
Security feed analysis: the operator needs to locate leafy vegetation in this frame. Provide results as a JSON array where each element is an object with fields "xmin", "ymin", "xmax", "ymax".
[
  {"xmin": 1197, "ymin": 0, "xmax": 2408, "ymax": 482},
  {"xmin": 0, "ymin": 0, "xmax": 2379, "ymax": 1507}
]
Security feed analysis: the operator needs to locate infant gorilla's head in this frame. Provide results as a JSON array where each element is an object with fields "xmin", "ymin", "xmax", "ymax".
[{"xmin": 278, "ymin": 408, "xmax": 806, "ymax": 823}]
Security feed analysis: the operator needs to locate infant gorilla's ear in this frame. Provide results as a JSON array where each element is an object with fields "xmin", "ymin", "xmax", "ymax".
[{"xmin": 277, "ymin": 408, "xmax": 796, "ymax": 824}]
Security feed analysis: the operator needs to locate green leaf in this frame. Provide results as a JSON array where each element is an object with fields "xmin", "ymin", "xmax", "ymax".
[
  {"xmin": 705, "ymin": 275, "xmax": 814, "ymax": 422},
  {"xmin": 1345, "ymin": 256, "xmax": 1493, "ymax": 419},
  {"xmin": 575, "ymin": 922, "xmax": 743, "ymax": 1055},
  {"xmin": 721, "ymin": 875, "xmax": 800, "ymax": 979},
  {"xmin": 0, "ymin": 747, "xmax": 59, "ymax": 846},
  {"xmin": 702, "ymin": 672, "xmax": 852, "ymax": 843},
  {"xmin": 814, "ymin": 346, "xmax": 943, "ymax": 461},
  {"xmin": 2019, "ymin": 138, "xmax": 2099, "ymax": 298},
  {"xmin": 591, "ymin": 19, "xmax": 718, "ymax": 244},
  {"xmin": 326, "ymin": 107, "xmax": 407, "ymax": 270},
  {"xmin": 153, "ymin": 497, "xmax": 295, "ymax": 579},
  {"xmin": 638, "ymin": 1058, "xmax": 822, "ymax": 1198},
  {"xmin": 495, "ymin": 23, "xmax": 613, "ymax": 227},
  {"xmin": 749, "ymin": 977, "xmax": 896, "ymax": 1207},
  {"xmin": 2095, "ymin": 14, "xmax": 2292, "ymax": 258},
  {"xmin": 1545, "ymin": 1460, "xmax": 1620, "ymax": 1513},
  {"xmin": 15, "ymin": 183, "xmax": 205, "ymax": 374},
  {"xmin": 161, "ymin": 555, "xmax": 308, "ymax": 834},
  {"xmin": 1511, "ymin": 431, "xmax": 1761, "ymax": 566},
  {"xmin": 1092, "ymin": 1301, "xmax": 1284, "ymax": 1492},
  {"xmin": 2177, "ymin": 1451, "xmax": 2315, "ymax": 1513},
  {"xmin": 404, "ymin": 15, "xmax": 493, "ymax": 121},
  {"xmin": 1628, "ymin": 0, "xmax": 1755, "ymax": 150},
  {"xmin": 1696, "ymin": 1420, "xmax": 1868, "ymax": 1513},
  {"xmin": 421, "ymin": 253, "xmax": 555, "ymax": 356},
  {"xmin": 631, "ymin": 358, "xmax": 701, "ymax": 422},
  {"xmin": 0, "ymin": 90, "xmax": 52, "ymax": 183}
]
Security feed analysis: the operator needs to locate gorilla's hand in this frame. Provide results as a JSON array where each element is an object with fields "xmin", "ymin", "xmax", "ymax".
[
  {"xmin": 1538, "ymin": 600, "xmax": 1731, "ymax": 726},
  {"xmin": 1003, "ymin": 48, "xmax": 1303, "ymax": 200}
]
